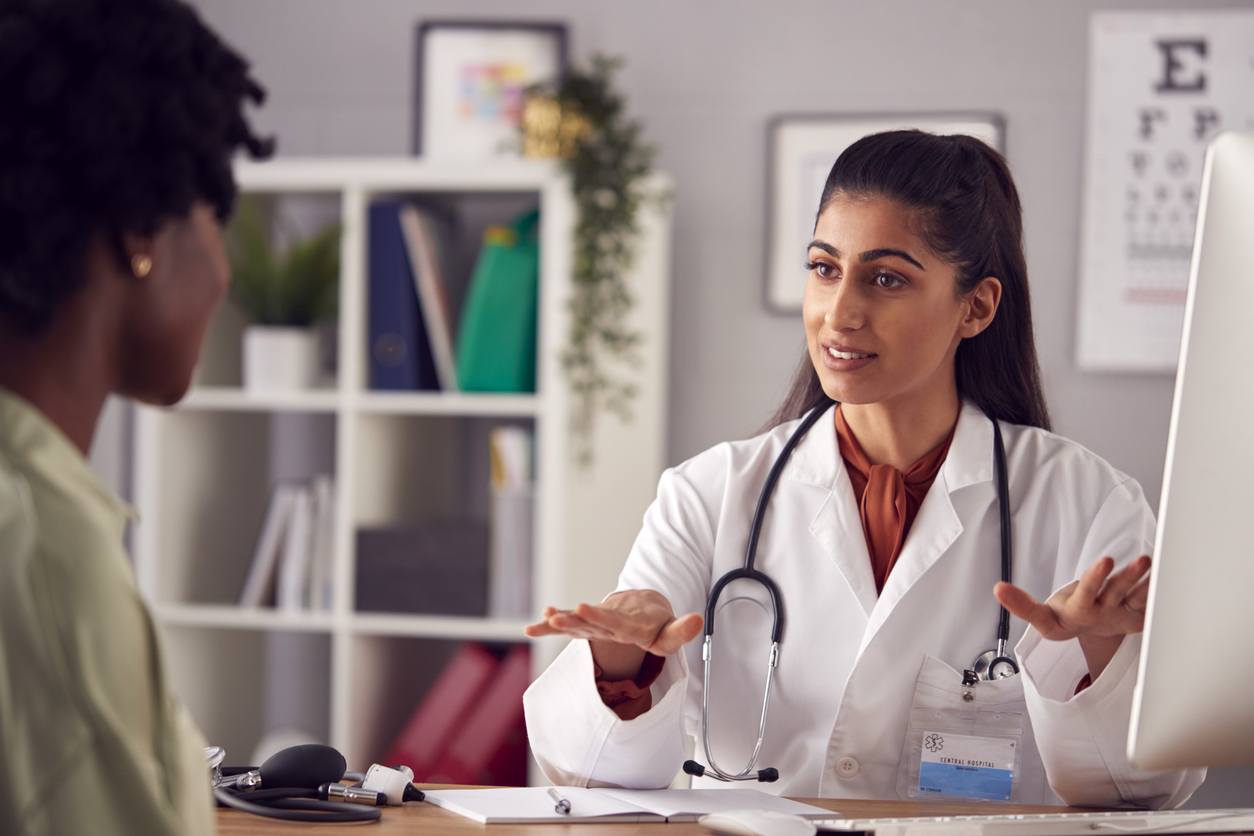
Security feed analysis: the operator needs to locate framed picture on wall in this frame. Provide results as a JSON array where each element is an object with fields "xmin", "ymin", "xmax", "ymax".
[
  {"xmin": 414, "ymin": 20, "xmax": 568, "ymax": 160},
  {"xmin": 765, "ymin": 113, "xmax": 1004, "ymax": 312}
]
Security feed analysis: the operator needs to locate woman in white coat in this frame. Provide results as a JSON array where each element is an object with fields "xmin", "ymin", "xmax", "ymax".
[{"xmin": 523, "ymin": 131, "xmax": 1204, "ymax": 807}]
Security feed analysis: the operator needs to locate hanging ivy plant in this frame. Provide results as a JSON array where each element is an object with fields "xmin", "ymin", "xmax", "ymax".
[{"xmin": 523, "ymin": 55, "xmax": 661, "ymax": 463}]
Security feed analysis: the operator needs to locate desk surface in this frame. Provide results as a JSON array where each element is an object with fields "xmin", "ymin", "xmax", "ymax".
[{"xmin": 216, "ymin": 791, "xmax": 1071, "ymax": 835}]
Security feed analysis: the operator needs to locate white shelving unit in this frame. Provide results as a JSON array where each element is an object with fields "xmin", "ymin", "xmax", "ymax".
[{"xmin": 130, "ymin": 158, "xmax": 672, "ymax": 772}]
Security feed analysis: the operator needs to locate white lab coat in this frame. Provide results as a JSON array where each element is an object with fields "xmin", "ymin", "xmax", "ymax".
[{"xmin": 524, "ymin": 402, "xmax": 1205, "ymax": 806}]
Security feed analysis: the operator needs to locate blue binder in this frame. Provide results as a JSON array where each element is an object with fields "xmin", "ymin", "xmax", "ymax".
[{"xmin": 368, "ymin": 202, "xmax": 438, "ymax": 390}]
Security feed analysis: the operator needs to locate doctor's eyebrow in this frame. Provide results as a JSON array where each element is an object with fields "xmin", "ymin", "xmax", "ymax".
[{"xmin": 807, "ymin": 240, "xmax": 926, "ymax": 271}]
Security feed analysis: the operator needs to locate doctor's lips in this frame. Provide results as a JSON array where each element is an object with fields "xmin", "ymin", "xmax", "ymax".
[{"xmin": 824, "ymin": 343, "xmax": 877, "ymax": 361}]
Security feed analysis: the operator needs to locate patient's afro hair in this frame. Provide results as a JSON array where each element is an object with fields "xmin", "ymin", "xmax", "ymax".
[{"xmin": 0, "ymin": 0, "xmax": 273, "ymax": 334}]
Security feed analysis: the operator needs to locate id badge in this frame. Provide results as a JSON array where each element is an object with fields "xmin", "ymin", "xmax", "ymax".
[
  {"xmin": 896, "ymin": 660, "xmax": 1026, "ymax": 805},
  {"xmin": 916, "ymin": 729, "xmax": 1018, "ymax": 801}
]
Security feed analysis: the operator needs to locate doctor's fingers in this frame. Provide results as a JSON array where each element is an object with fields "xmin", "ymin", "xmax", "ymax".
[
  {"xmin": 573, "ymin": 602, "xmax": 672, "ymax": 644},
  {"xmin": 579, "ymin": 602, "xmax": 702, "ymax": 651},
  {"xmin": 522, "ymin": 606, "xmax": 567, "ymax": 637},
  {"xmin": 537, "ymin": 609, "xmax": 626, "ymax": 642},
  {"xmin": 1060, "ymin": 583, "xmax": 1150, "ymax": 637},
  {"xmin": 994, "ymin": 581, "xmax": 1071, "ymax": 640},
  {"xmin": 646, "ymin": 612, "xmax": 705, "ymax": 656},
  {"xmin": 575, "ymin": 604, "xmax": 703, "ymax": 654},
  {"xmin": 1092, "ymin": 555, "xmax": 1152, "ymax": 608},
  {"xmin": 523, "ymin": 621, "xmax": 561, "ymax": 638},
  {"xmin": 523, "ymin": 613, "xmax": 606, "ymax": 639},
  {"xmin": 1072, "ymin": 557, "xmax": 1117, "ymax": 608},
  {"xmin": 1123, "ymin": 575, "xmax": 1151, "ymax": 612}
]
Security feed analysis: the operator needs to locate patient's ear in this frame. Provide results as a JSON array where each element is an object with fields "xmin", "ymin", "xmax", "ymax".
[
  {"xmin": 120, "ymin": 231, "xmax": 156, "ymax": 280},
  {"xmin": 112, "ymin": 203, "xmax": 230, "ymax": 407}
]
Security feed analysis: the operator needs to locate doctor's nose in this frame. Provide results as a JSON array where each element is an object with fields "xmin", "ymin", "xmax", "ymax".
[{"xmin": 824, "ymin": 279, "xmax": 865, "ymax": 331}]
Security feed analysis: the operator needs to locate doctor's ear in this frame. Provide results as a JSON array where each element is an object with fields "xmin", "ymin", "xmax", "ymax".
[{"xmin": 957, "ymin": 277, "xmax": 1001, "ymax": 339}]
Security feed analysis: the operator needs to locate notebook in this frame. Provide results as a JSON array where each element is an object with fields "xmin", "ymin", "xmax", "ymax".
[{"xmin": 422, "ymin": 786, "xmax": 833, "ymax": 824}]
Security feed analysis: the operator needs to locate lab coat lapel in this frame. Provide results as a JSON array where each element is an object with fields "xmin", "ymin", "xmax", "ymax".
[
  {"xmin": 789, "ymin": 404, "xmax": 879, "ymax": 618},
  {"xmin": 858, "ymin": 403, "xmax": 996, "ymax": 656}
]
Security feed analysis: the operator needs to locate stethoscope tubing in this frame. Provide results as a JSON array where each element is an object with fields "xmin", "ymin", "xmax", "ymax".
[
  {"xmin": 692, "ymin": 403, "xmax": 1016, "ymax": 783},
  {"xmin": 698, "ymin": 635, "xmax": 779, "ymax": 781},
  {"xmin": 993, "ymin": 418, "xmax": 1013, "ymax": 656},
  {"xmin": 703, "ymin": 404, "xmax": 829, "ymax": 645}
]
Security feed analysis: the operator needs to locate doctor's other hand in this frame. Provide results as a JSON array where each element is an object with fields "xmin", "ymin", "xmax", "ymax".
[
  {"xmin": 524, "ymin": 589, "xmax": 704, "ymax": 681},
  {"xmin": 994, "ymin": 554, "xmax": 1151, "ymax": 680}
]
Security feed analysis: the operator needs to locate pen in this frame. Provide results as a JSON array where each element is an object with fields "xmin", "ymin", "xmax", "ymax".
[{"xmin": 547, "ymin": 786, "xmax": 572, "ymax": 815}]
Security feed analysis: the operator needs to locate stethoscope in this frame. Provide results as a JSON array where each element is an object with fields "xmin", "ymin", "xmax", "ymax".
[{"xmin": 682, "ymin": 404, "xmax": 1019, "ymax": 784}]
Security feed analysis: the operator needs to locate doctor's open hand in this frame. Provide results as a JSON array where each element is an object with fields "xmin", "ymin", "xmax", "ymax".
[
  {"xmin": 524, "ymin": 590, "xmax": 704, "ymax": 681},
  {"xmin": 994, "ymin": 554, "xmax": 1152, "ymax": 681}
]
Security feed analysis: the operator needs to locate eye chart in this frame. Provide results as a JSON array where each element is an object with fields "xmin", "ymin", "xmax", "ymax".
[{"xmin": 1075, "ymin": 11, "xmax": 1254, "ymax": 372}]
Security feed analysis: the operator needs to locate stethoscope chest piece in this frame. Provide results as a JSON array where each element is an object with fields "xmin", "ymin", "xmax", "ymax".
[{"xmin": 972, "ymin": 648, "xmax": 1020, "ymax": 680}]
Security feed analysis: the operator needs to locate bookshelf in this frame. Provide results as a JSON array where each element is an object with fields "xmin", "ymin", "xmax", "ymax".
[{"xmin": 130, "ymin": 158, "xmax": 672, "ymax": 773}]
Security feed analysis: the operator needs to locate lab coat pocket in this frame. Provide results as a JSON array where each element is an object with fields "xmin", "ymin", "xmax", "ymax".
[
  {"xmin": 897, "ymin": 655, "xmax": 1026, "ymax": 803},
  {"xmin": 909, "ymin": 655, "xmax": 1026, "ymax": 710}
]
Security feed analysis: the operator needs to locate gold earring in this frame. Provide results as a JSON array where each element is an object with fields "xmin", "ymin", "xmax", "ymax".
[{"xmin": 131, "ymin": 253, "xmax": 153, "ymax": 278}]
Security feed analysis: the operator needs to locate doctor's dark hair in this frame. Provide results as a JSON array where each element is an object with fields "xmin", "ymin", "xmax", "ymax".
[
  {"xmin": 0, "ymin": 0, "xmax": 274, "ymax": 335},
  {"xmin": 768, "ymin": 129, "xmax": 1051, "ymax": 432}
]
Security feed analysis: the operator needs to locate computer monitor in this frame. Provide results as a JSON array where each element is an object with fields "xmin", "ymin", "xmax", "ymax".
[{"xmin": 1128, "ymin": 131, "xmax": 1254, "ymax": 771}]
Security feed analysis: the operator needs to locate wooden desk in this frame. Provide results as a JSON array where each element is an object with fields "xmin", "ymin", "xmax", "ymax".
[{"xmin": 216, "ymin": 791, "xmax": 1071, "ymax": 835}]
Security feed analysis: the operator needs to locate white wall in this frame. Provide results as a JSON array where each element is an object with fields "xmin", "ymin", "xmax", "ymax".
[
  {"xmin": 179, "ymin": 0, "xmax": 1254, "ymax": 803},
  {"xmin": 187, "ymin": 0, "xmax": 1246, "ymax": 508}
]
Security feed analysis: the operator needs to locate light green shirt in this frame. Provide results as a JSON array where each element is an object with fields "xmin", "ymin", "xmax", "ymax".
[{"xmin": 0, "ymin": 388, "xmax": 214, "ymax": 836}]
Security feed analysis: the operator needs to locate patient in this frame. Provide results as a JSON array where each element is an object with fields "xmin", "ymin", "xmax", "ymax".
[{"xmin": 0, "ymin": 0, "xmax": 272, "ymax": 832}]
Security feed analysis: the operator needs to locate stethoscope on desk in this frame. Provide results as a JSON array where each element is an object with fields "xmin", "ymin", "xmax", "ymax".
[
  {"xmin": 682, "ymin": 404, "xmax": 1020, "ymax": 784},
  {"xmin": 206, "ymin": 744, "xmax": 424, "ymax": 823}
]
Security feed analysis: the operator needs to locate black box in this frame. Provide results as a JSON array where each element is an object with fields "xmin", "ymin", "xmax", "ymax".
[{"xmin": 355, "ymin": 520, "xmax": 488, "ymax": 616}]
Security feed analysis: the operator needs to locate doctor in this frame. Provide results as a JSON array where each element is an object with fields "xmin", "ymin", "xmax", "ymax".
[{"xmin": 523, "ymin": 131, "xmax": 1204, "ymax": 807}]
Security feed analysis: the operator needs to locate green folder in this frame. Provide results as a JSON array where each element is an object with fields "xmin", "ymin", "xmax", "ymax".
[{"xmin": 456, "ymin": 210, "xmax": 540, "ymax": 393}]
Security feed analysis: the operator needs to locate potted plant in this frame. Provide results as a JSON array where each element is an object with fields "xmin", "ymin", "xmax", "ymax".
[
  {"xmin": 522, "ymin": 55, "xmax": 662, "ymax": 463},
  {"xmin": 227, "ymin": 197, "xmax": 340, "ymax": 392}
]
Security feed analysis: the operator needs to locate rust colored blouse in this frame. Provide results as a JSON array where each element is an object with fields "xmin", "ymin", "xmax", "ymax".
[{"xmin": 835, "ymin": 406, "xmax": 956, "ymax": 593}]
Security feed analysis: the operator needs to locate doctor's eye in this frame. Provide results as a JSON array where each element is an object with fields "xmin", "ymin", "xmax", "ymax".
[
  {"xmin": 872, "ymin": 271, "xmax": 906, "ymax": 289},
  {"xmin": 806, "ymin": 260, "xmax": 838, "ymax": 280}
]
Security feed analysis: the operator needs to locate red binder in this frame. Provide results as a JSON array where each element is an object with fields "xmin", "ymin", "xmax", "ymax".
[
  {"xmin": 427, "ymin": 644, "xmax": 531, "ymax": 786},
  {"xmin": 383, "ymin": 642, "xmax": 499, "ymax": 778}
]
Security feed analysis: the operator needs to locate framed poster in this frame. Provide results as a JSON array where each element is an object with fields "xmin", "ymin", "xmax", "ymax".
[
  {"xmin": 765, "ymin": 113, "xmax": 1003, "ymax": 312},
  {"xmin": 1075, "ymin": 11, "xmax": 1254, "ymax": 372},
  {"xmin": 414, "ymin": 21, "xmax": 567, "ymax": 160}
]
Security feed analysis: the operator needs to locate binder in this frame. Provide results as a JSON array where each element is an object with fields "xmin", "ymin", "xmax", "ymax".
[
  {"xmin": 488, "ymin": 426, "xmax": 533, "ymax": 618},
  {"xmin": 383, "ymin": 642, "xmax": 499, "ymax": 780},
  {"xmin": 399, "ymin": 205, "xmax": 459, "ymax": 391},
  {"xmin": 305, "ymin": 475, "xmax": 335, "ymax": 611},
  {"xmin": 367, "ymin": 202, "xmax": 439, "ymax": 391},
  {"xmin": 429, "ymin": 644, "xmax": 530, "ymax": 786},
  {"xmin": 276, "ymin": 485, "xmax": 313, "ymax": 611},
  {"xmin": 239, "ymin": 483, "xmax": 299, "ymax": 607},
  {"xmin": 456, "ymin": 210, "xmax": 540, "ymax": 393}
]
